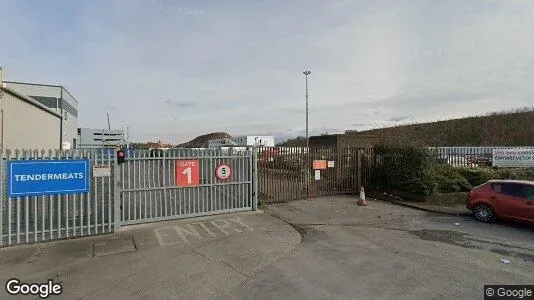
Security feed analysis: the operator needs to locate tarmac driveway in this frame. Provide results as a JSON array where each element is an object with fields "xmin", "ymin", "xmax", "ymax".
[
  {"xmin": 0, "ymin": 196, "xmax": 533, "ymax": 299},
  {"xmin": 0, "ymin": 211, "xmax": 300, "ymax": 299},
  {"xmin": 221, "ymin": 196, "xmax": 534, "ymax": 300}
]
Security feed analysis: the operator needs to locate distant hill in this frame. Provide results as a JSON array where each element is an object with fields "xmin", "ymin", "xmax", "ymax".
[
  {"xmin": 176, "ymin": 132, "xmax": 232, "ymax": 148},
  {"xmin": 350, "ymin": 107, "xmax": 534, "ymax": 146},
  {"xmin": 278, "ymin": 107, "xmax": 534, "ymax": 147}
]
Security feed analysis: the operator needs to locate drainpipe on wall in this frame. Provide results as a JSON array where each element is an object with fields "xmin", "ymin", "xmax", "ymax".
[{"xmin": 59, "ymin": 88, "xmax": 63, "ymax": 149}]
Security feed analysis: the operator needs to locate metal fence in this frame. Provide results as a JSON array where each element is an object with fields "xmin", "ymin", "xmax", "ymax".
[
  {"xmin": 8, "ymin": 145, "xmax": 532, "ymax": 246},
  {"xmin": 257, "ymin": 146, "xmax": 362, "ymax": 203},
  {"xmin": 0, "ymin": 147, "xmax": 258, "ymax": 247},
  {"xmin": 0, "ymin": 149, "xmax": 115, "ymax": 247},
  {"xmin": 427, "ymin": 146, "xmax": 534, "ymax": 168},
  {"xmin": 119, "ymin": 148, "xmax": 256, "ymax": 225}
]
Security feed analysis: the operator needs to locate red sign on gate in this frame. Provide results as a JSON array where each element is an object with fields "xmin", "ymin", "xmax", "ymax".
[{"xmin": 175, "ymin": 160, "xmax": 200, "ymax": 186}]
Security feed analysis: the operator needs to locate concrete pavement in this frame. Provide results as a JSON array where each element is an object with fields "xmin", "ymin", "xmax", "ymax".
[
  {"xmin": 222, "ymin": 196, "xmax": 534, "ymax": 300},
  {"xmin": 1, "ymin": 195, "xmax": 533, "ymax": 299},
  {"xmin": 0, "ymin": 211, "xmax": 300, "ymax": 299},
  {"xmin": 369, "ymin": 191, "xmax": 472, "ymax": 216}
]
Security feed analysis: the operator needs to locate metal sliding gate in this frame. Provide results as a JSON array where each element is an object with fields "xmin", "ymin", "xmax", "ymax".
[
  {"xmin": 0, "ymin": 148, "xmax": 258, "ymax": 247},
  {"xmin": 0, "ymin": 149, "xmax": 115, "ymax": 247},
  {"xmin": 118, "ymin": 148, "xmax": 257, "ymax": 226}
]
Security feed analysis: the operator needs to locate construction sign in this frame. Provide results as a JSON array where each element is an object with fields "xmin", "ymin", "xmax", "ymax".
[{"xmin": 313, "ymin": 160, "xmax": 327, "ymax": 170}]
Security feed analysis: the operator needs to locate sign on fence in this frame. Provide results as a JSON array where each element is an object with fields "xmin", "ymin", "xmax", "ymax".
[
  {"xmin": 175, "ymin": 160, "xmax": 200, "ymax": 186},
  {"xmin": 215, "ymin": 163, "xmax": 232, "ymax": 181},
  {"xmin": 492, "ymin": 148, "xmax": 534, "ymax": 167},
  {"xmin": 7, "ymin": 159, "xmax": 90, "ymax": 197},
  {"xmin": 93, "ymin": 165, "xmax": 111, "ymax": 177},
  {"xmin": 313, "ymin": 160, "xmax": 327, "ymax": 170}
]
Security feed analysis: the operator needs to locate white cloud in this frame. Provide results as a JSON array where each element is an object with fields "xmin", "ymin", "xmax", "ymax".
[{"xmin": 1, "ymin": 0, "xmax": 534, "ymax": 144}]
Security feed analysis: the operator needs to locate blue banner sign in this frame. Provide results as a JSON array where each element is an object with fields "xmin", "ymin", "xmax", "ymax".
[{"xmin": 7, "ymin": 159, "xmax": 90, "ymax": 197}]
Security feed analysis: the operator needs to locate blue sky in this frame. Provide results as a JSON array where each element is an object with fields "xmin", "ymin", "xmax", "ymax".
[{"xmin": 2, "ymin": 0, "xmax": 534, "ymax": 144}]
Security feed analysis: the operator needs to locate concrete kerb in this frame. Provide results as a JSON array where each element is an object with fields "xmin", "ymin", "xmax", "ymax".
[{"xmin": 370, "ymin": 195, "xmax": 472, "ymax": 216}]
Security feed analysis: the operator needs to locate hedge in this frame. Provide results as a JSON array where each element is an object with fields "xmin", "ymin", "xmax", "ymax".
[
  {"xmin": 367, "ymin": 142, "xmax": 436, "ymax": 196},
  {"xmin": 365, "ymin": 143, "xmax": 534, "ymax": 196},
  {"xmin": 431, "ymin": 164, "xmax": 472, "ymax": 193}
]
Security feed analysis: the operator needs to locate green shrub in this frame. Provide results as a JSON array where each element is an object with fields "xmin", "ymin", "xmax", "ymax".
[
  {"xmin": 518, "ymin": 168, "xmax": 534, "ymax": 180},
  {"xmin": 365, "ymin": 143, "xmax": 534, "ymax": 197},
  {"xmin": 400, "ymin": 170, "xmax": 437, "ymax": 196},
  {"xmin": 456, "ymin": 167, "xmax": 499, "ymax": 187},
  {"xmin": 367, "ymin": 142, "xmax": 435, "ymax": 195},
  {"xmin": 431, "ymin": 164, "xmax": 472, "ymax": 193},
  {"xmin": 498, "ymin": 168, "xmax": 534, "ymax": 181},
  {"xmin": 497, "ymin": 168, "xmax": 520, "ymax": 180}
]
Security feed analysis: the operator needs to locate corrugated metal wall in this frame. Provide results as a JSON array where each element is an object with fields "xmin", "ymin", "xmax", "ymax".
[
  {"xmin": 1, "ymin": 92, "xmax": 61, "ymax": 149},
  {"xmin": 4, "ymin": 83, "xmax": 79, "ymax": 148},
  {"xmin": 61, "ymin": 87, "xmax": 78, "ymax": 146}
]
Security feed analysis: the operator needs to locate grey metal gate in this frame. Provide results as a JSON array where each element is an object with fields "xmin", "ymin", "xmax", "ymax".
[
  {"xmin": 0, "ymin": 149, "xmax": 115, "ymax": 247},
  {"xmin": 118, "ymin": 148, "xmax": 257, "ymax": 226}
]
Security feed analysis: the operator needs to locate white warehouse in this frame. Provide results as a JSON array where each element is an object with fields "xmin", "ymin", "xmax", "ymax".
[
  {"xmin": 5, "ymin": 80, "xmax": 78, "ymax": 149},
  {"xmin": 207, "ymin": 136, "xmax": 275, "ymax": 148},
  {"xmin": 0, "ymin": 76, "xmax": 62, "ymax": 150}
]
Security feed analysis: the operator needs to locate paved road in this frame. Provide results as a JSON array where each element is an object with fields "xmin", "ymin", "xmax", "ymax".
[
  {"xmin": 1, "ymin": 196, "xmax": 533, "ymax": 299},
  {"xmin": 221, "ymin": 196, "xmax": 534, "ymax": 300},
  {"xmin": 0, "ymin": 211, "xmax": 300, "ymax": 300}
]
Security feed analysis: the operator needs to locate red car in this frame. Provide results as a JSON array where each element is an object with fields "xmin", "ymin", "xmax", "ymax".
[{"xmin": 466, "ymin": 180, "xmax": 534, "ymax": 225}]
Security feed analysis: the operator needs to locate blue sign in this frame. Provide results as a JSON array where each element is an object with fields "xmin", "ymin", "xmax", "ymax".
[{"xmin": 7, "ymin": 160, "xmax": 90, "ymax": 197}]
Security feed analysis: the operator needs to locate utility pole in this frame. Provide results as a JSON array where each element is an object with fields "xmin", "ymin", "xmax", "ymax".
[
  {"xmin": 303, "ymin": 70, "xmax": 311, "ymax": 148},
  {"xmin": 107, "ymin": 113, "xmax": 111, "ymax": 130},
  {"xmin": 126, "ymin": 125, "xmax": 130, "ymax": 149},
  {"xmin": 303, "ymin": 70, "xmax": 311, "ymax": 198}
]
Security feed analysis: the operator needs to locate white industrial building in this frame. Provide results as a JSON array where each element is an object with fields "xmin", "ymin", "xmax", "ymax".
[
  {"xmin": 0, "ymin": 71, "xmax": 62, "ymax": 150},
  {"xmin": 5, "ymin": 79, "xmax": 78, "ymax": 149},
  {"xmin": 207, "ymin": 136, "xmax": 275, "ymax": 148},
  {"xmin": 77, "ymin": 128, "xmax": 125, "ymax": 149}
]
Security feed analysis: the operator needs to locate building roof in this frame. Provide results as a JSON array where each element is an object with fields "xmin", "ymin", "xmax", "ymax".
[
  {"xmin": 4, "ymin": 80, "xmax": 78, "ymax": 103},
  {"xmin": 79, "ymin": 127, "xmax": 124, "ymax": 133},
  {"xmin": 1, "ymin": 87, "xmax": 62, "ymax": 118}
]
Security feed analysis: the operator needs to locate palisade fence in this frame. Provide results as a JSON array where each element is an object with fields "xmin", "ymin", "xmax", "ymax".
[
  {"xmin": 119, "ymin": 148, "xmax": 254, "ymax": 226},
  {"xmin": 427, "ymin": 146, "xmax": 534, "ymax": 168},
  {"xmin": 5, "ymin": 144, "xmax": 531, "ymax": 247},
  {"xmin": 0, "ymin": 149, "xmax": 115, "ymax": 247},
  {"xmin": 0, "ymin": 147, "xmax": 257, "ymax": 247},
  {"xmin": 256, "ymin": 146, "xmax": 362, "ymax": 203}
]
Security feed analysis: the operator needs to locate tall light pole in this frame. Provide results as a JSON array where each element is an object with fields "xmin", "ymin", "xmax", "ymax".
[
  {"xmin": 303, "ymin": 70, "xmax": 311, "ymax": 198},
  {"xmin": 125, "ymin": 124, "xmax": 130, "ymax": 149},
  {"xmin": 303, "ymin": 70, "xmax": 311, "ymax": 148}
]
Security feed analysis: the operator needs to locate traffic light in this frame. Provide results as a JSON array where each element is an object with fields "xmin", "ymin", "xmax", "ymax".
[{"xmin": 117, "ymin": 150, "xmax": 125, "ymax": 165}]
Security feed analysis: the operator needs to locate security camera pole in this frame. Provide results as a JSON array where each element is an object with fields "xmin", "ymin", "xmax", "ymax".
[{"xmin": 303, "ymin": 70, "xmax": 311, "ymax": 198}]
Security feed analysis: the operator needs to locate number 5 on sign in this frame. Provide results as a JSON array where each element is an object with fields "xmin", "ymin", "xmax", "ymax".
[{"xmin": 175, "ymin": 160, "xmax": 200, "ymax": 186}]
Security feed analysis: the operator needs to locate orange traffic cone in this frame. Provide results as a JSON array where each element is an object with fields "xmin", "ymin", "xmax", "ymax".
[{"xmin": 358, "ymin": 186, "xmax": 367, "ymax": 206}]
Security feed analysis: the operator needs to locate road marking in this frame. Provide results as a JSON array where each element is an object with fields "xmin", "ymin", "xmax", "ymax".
[
  {"xmin": 229, "ymin": 217, "xmax": 254, "ymax": 231},
  {"xmin": 193, "ymin": 221, "xmax": 216, "ymax": 237},
  {"xmin": 173, "ymin": 224, "xmax": 202, "ymax": 243},
  {"xmin": 153, "ymin": 226, "xmax": 180, "ymax": 246},
  {"xmin": 153, "ymin": 216, "xmax": 254, "ymax": 246},
  {"xmin": 210, "ymin": 219, "xmax": 232, "ymax": 235}
]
